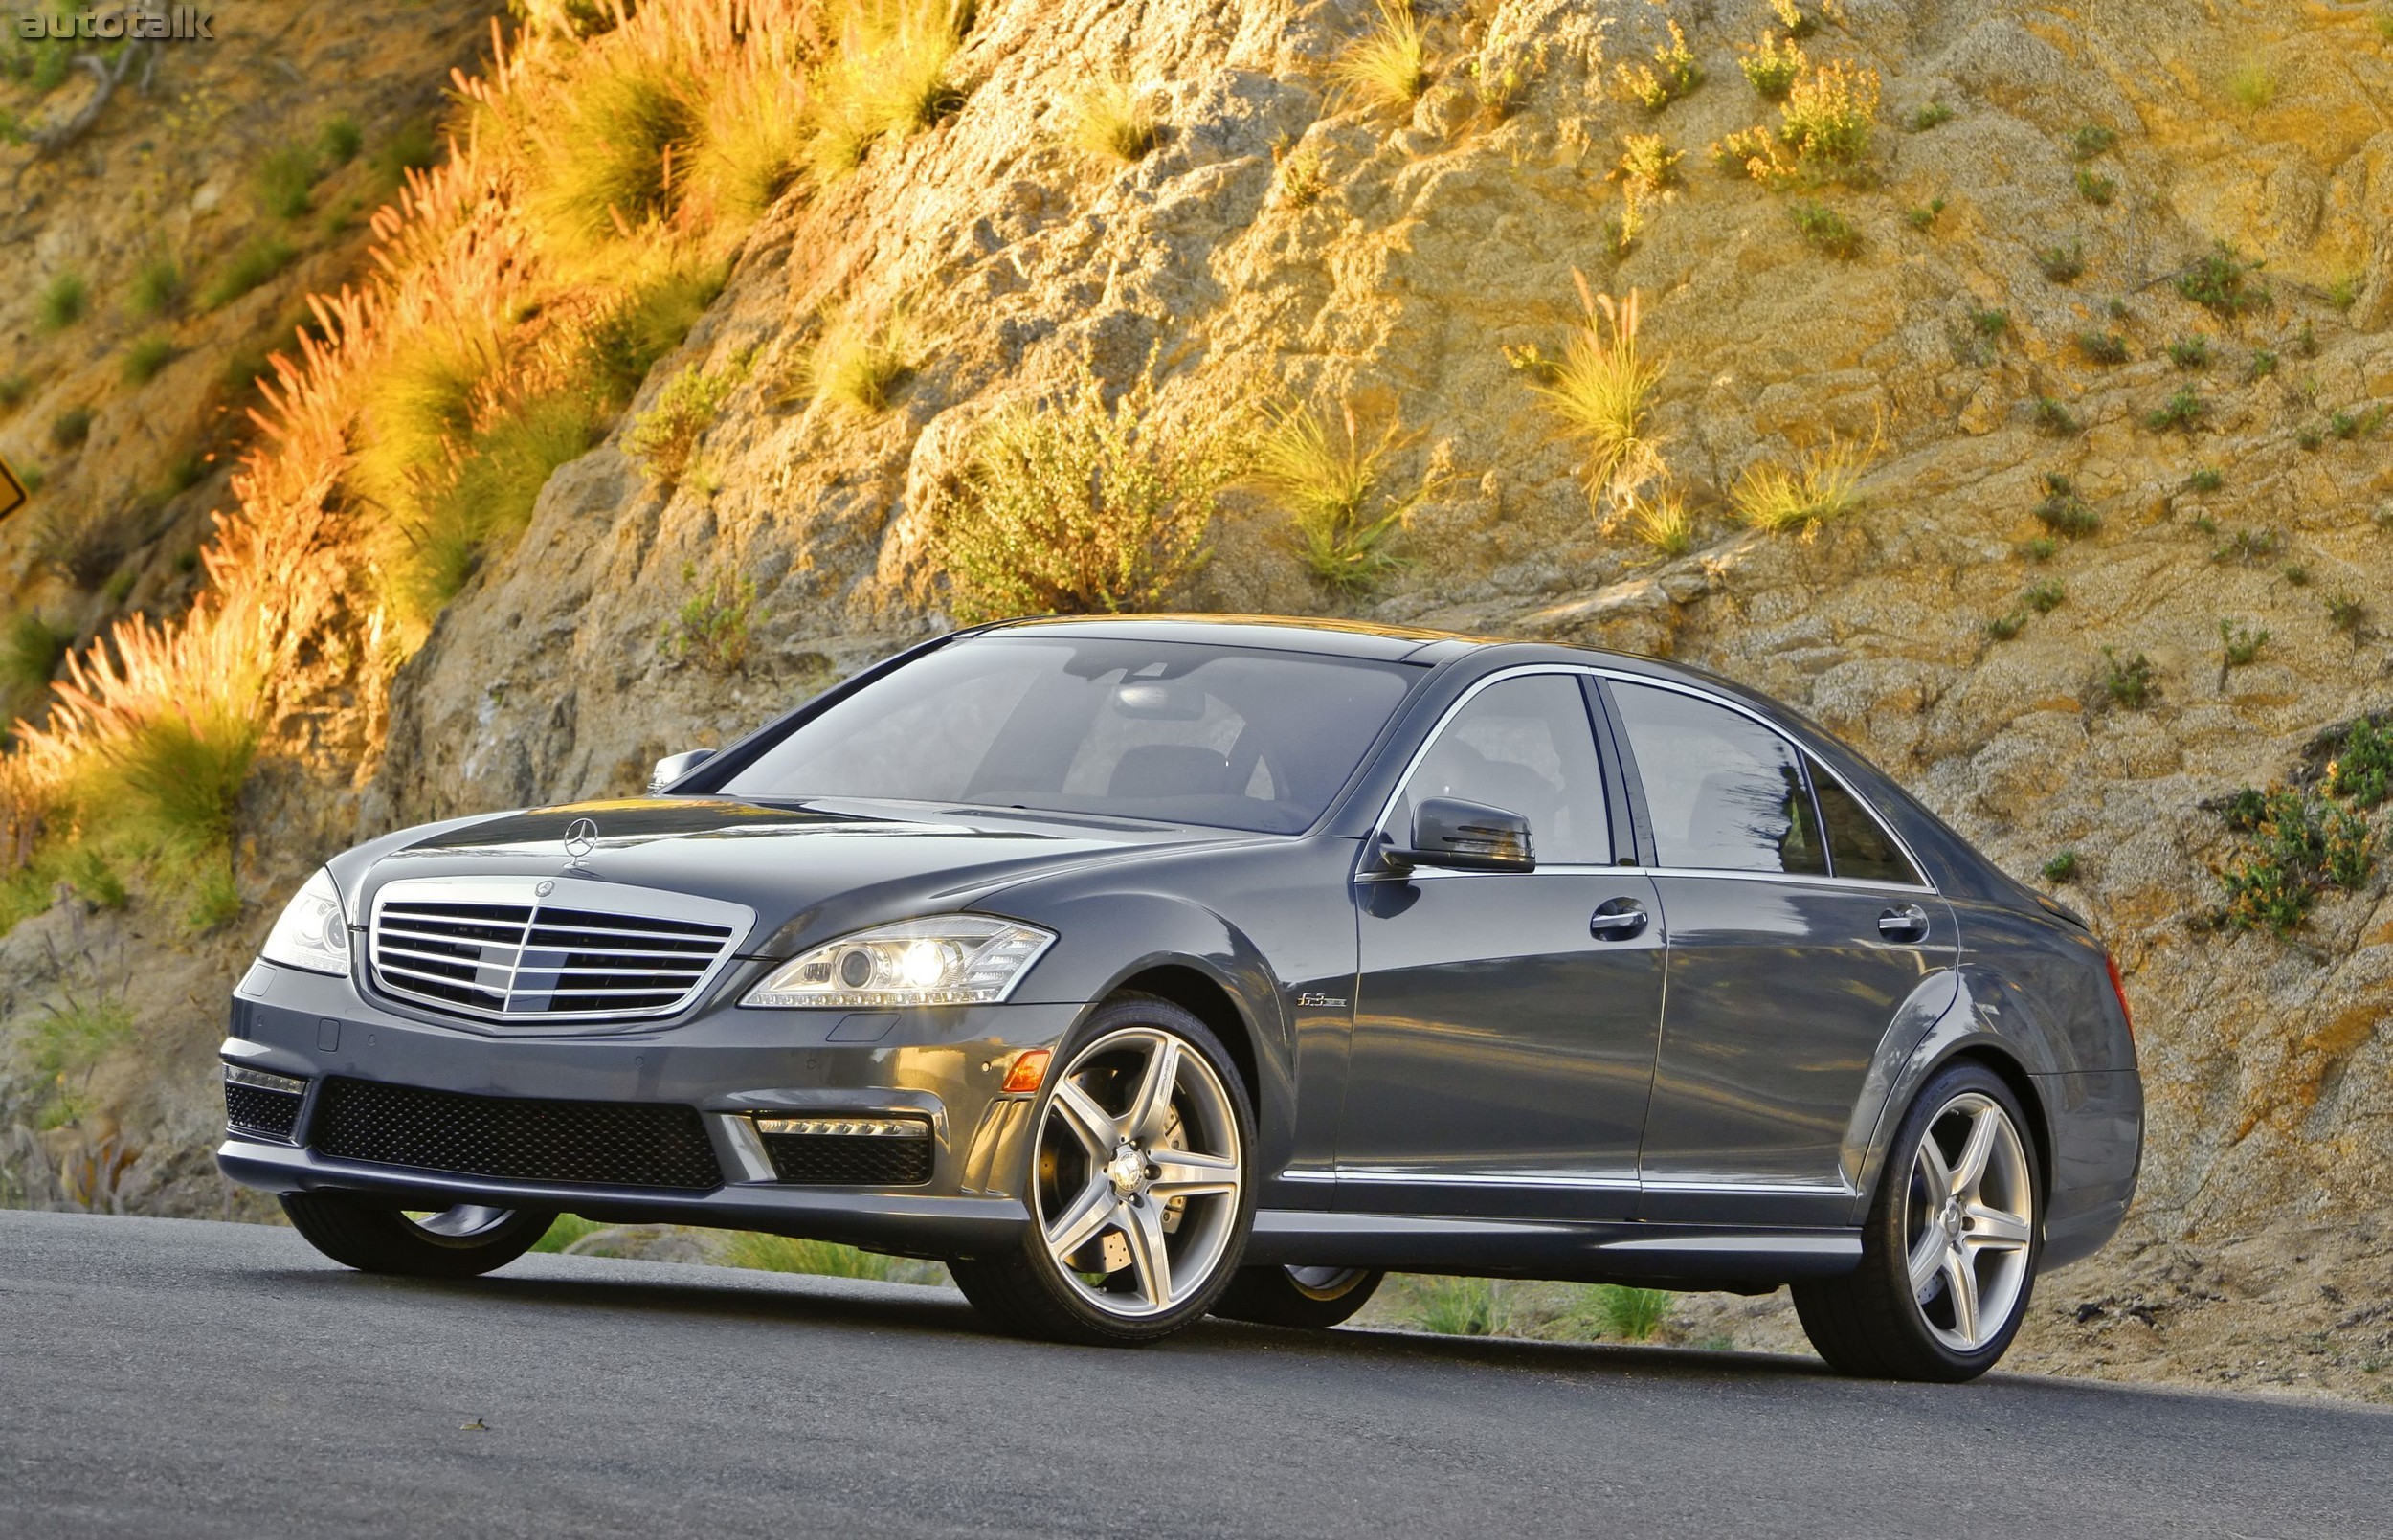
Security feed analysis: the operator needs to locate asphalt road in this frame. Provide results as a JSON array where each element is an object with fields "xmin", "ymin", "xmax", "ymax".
[{"xmin": 1, "ymin": 1211, "xmax": 2382, "ymax": 1539}]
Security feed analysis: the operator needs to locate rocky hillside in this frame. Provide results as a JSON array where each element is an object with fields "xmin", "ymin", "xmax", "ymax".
[{"xmin": 4, "ymin": 1, "xmax": 2390, "ymax": 1396}]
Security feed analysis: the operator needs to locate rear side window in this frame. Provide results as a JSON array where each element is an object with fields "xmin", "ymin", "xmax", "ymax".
[
  {"xmin": 1608, "ymin": 681, "xmax": 1825, "ymax": 875},
  {"xmin": 1808, "ymin": 760, "xmax": 1925, "ymax": 886}
]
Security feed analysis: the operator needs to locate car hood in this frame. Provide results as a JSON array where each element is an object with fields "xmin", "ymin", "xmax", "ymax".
[{"xmin": 351, "ymin": 797, "xmax": 1251, "ymax": 956}]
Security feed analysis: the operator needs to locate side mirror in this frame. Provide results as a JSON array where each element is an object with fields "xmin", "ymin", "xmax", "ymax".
[
  {"xmin": 1388, "ymin": 797, "xmax": 1535, "ymax": 874},
  {"xmin": 648, "ymin": 748, "xmax": 714, "ymax": 794}
]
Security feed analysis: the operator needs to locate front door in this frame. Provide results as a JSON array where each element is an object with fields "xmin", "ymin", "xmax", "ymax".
[
  {"xmin": 1337, "ymin": 673, "xmax": 1666, "ymax": 1221},
  {"xmin": 1604, "ymin": 679, "xmax": 1958, "ymax": 1228}
]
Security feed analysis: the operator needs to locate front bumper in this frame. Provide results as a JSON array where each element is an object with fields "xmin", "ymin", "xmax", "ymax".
[{"xmin": 218, "ymin": 961, "xmax": 1085, "ymax": 1256}]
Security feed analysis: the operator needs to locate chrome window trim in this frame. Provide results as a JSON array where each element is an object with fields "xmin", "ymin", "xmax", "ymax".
[
  {"xmin": 1593, "ymin": 670, "xmax": 1939, "ymax": 897},
  {"xmin": 1358, "ymin": 663, "xmax": 1620, "ymax": 881}
]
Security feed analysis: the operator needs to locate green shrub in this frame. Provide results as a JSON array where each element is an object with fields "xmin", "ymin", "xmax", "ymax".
[
  {"xmin": 0, "ymin": 372, "xmax": 29, "ymax": 410},
  {"xmin": 1909, "ymin": 100, "xmax": 1954, "ymax": 130},
  {"xmin": 400, "ymin": 391, "xmax": 603, "ymax": 617},
  {"xmin": 1591, "ymin": 1284, "xmax": 1669, "ymax": 1341},
  {"xmin": 2042, "ymin": 849, "xmax": 2079, "ymax": 883},
  {"xmin": 49, "ymin": 406, "xmax": 93, "ymax": 451},
  {"xmin": 128, "ymin": 257, "xmax": 183, "ymax": 319},
  {"xmin": 36, "ymin": 271, "xmax": 86, "ymax": 332},
  {"xmin": 1987, "ymin": 611, "xmax": 2025, "ymax": 641},
  {"xmin": 1778, "ymin": 57, "xmax": 1877, "ymax": 167},
  {"xmin": 583, "ymin": 260, "xmax": 727, "ymax": 403},
  {"xmin": 717, "ymin": 1231, "xmax": 946, "ymax": 1283},
  {"xmin": 2218, "ymin": 617, "xmax": 2268, "ymax": 684},
  {"xmin": 1615, "ymin": 19, "xmax": 1701, "ymax": 113},
  {"xmin": 2022, "ymin": 535, "xmax": 2057, "ymax": 562},
  {"xmin": 2177, "ymin": 243, "xmax": 2268, "ymax": 316},
  {"xmin": 255, "ymin": 144, "xmax": 320, "ymax": 220},
  {"xmin": 2069, "ymin": 123, "xmax": 2117, "ymax": 160},
  {"xmin": 123, "ymin": 335, "xmax": 177, "ymax": 386},
  {"xmin": 2325, "ymin": 717, "xmax": 2392, "ymax": 809},
  {"xmin": 2037, "ymin": 241, "xmax": 2085, "ymax": 283},
  {"xmin": 26, "ymin": 994, "xmax": 135, "ymax": 1083},
  {"xmin": 2225, "ymin": 56, "xmax": 2275, "ymax": 112},
  {"xmin": 2026, "ymin": 578, "xmax": 2065, "ymax": 614},
  {"xmin": 201, "ymin": 237, "xmax": 298, "ymax": 308},
  {"xmin": 2245, "ymin": 347, "xmax": 2278, "ymax": 382},
  {"xmin": 1905, "ymin": 197, "xmax": 1943, "ymax": 231},
  {"xmin": 2031, "ymin": 396, "xmax": 2079, "ymax": 435},
  {"xmin": 2167, "ymin": 335, "xmax": 2211, "ymax": 369},
  {"xmin": 2326, "ymin": 593, "xmax": 2367, "ymax": 638},
  {"xmin": 320, "ymin": 112, "xmax": 364, "ymax": 165},
  {"xmin": 371, "ymin": 121, "xmax": 440, "ymax": 179},
  {"xmin": 2186, "ymin": 466, "xmax": 2223, "ymax": 492},
  {"xmin": 2146, "ymin": 387, "xmax": 2204, "ymax": 432},
  {"xmin": 2102, "ymin": 648, "xmax": 2156, "ymax": 708},
  {"xmin": 626, "ymin": 363, "xmax": 739, "ymax": 486},
  {"xmin": 2033, "ymin": 474, "xmax": 2098, "ymax": 537},
  {"xmin": 1792, "ymin": 202, "xmax": 1859, "ymax": 257},
  {"xmin": 2212, "ymin": 526, "xmax": 2280, "ymax": 564},
  {"xmin": 658, "ymin": 562, "xmax": 757, "ymax": 672},
  {"xmin": 1970, "ymin": 307, "xmax": 2010, "ymax": 341},
  {"xmin": 1412, "ymin": 1276, "xmax": 1507, "ymax": 1336},
  {"xmin": 1250, "ymin": 399, "xmax": 1420, "ymax": 594},
  {"xmin": 2074, "ymin": 167, "xmax": 2115, "ymax": 205},
  {"xmin": 1, "ymin": 612, "xmax": 73, "ymax": 694},
  {"xmin": 2281, "ymin": 562, "xmax": 2308, "ymax": 588},
  {"xmin": 936, "ymin": 361, "xmax": 1249, "ymax": 623},
  {"xmin": 2076, "ymin": 331, "xmax": 2127, "ymax": 365},
  {"xmin": 2217, "ymin": 786, "xmax": 2372, "ymax": 934},
  {"xmin": 1739, "ymin": 34, "xmax": 1806, "ymax": 100}
]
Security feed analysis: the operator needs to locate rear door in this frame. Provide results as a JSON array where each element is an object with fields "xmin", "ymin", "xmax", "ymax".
[
  {"xmin": 1602, "ymin": 678, "xmax": 1957, "ymax": 1228},
  {"xmin": 1336, "ymin": 671, "xmax": 1666, "ymax": 1221}
]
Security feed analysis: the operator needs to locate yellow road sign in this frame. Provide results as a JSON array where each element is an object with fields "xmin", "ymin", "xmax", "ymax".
[{"xmin": 0, "ymin": 454, "xmax": 26, "ymax": 523}]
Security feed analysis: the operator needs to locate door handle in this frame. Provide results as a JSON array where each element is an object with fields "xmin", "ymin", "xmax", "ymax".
[
  {"xmin": 1878, "ymin": 904, "xmax": 1931, "ymax": 944},
  {"xmin": 1590, "ymin": 899, "xmax": 1648, "ymax": 940}
]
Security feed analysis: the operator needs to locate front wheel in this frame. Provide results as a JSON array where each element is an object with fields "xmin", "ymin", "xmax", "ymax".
[
  {"xmin": 1212, "ymin": 1264, "xmax": 1385, "ymax": 1329},
  {"xmin": 951, "ymin": 997, "xmax": 1256, "ymax": 1346},
  {"xmin": 281, "ymin": 1194, "xmax": 553, "ymax": 1279},
  {"xmin": 1794, "ymin": 1062, "xmax": 2042, "ymax": 1382}
]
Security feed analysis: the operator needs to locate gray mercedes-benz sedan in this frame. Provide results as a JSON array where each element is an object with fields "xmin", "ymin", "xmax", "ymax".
[{"xmin": 220, "ymin": 615, "xmax": 2139, "ymax": 1379}]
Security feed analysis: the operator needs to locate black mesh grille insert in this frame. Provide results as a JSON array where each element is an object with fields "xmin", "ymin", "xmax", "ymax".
[
  {"xmin": 225, "ymin": 1082, "xmax": 303, "ymax": 1142},
  {"xmin": 761, "ymin": 1132, "xmax": 934, "ymax": 1187},
  {"xmin": 310, "ymin": 1078, "xmax": 723, "ymax": 1191}
]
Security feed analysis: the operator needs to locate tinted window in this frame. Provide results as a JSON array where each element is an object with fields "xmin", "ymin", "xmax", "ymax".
[
  {"xmin": 720, "ymin": 637, "xmax": 1420, "ymax": 834},
  {"xmin": 1610, "ymin": 681, "xmax": 1824, "ymax": 874},
  {"xmin": 1395, "ymin": 675, "xmax": 1610, "ymax": 864},
  {"xmin": 1809, "ymin": 760, "xmax": 1924, "ymax": 885}
]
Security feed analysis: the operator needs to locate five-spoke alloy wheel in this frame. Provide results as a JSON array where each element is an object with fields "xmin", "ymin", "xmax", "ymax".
[
  {"xmin": 1793, "ymin": 1061, "xmax": 2044, "ymax": 1382},
  {"xmin": 951, "ymin": 997, "xmax": 1256, "ymax": 1344}
]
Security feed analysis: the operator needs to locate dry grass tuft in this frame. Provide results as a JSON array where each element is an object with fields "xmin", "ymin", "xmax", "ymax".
[
  {"xmin": 1616, "ymin": 20, "xmax": 1702, "ymax": 112},
  {"xmin": 1332, "ymin": 1, "xmax": 1433, "ymax": 116},
  {"xmin": 1535, "ymin": 277, "xmax": 1665, "ymax": 502},
  {"xmin": 1732, "ymin": 424, "xmax": 1879, "ymax": 539},
  {"xmin": 1249, "ymin": 399, "xmax": 1421, "ymax": 594},
  {"xmin": 800, "ymin": 301, "xmax": 920, "ymax": 414},
  {"xmin": 806, "ymin": 0, "xmax": 969, "ymax": 180},
  {"xmin": 1064, "ymin": 74, "xmax": 1159, "ymax": 164}
]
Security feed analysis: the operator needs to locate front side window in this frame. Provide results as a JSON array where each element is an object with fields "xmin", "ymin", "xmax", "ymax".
[
  {"xmin": 1393, "ymin": 674, "xmax": 1611, "ymax": 864},
  {"xmin": 719, "ymin": 636, "xmax": 1421, "ymax": 834},
  {"xmin": 1808, "ymin": 760, "xmax": 1925, "ymax": 885},
  {"xmin": 1609, "ymin": 681, "xmax": 1825, "ymax": 875}
]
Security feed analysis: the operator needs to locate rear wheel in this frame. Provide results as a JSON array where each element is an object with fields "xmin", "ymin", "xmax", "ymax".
[
  {"xmin": 1794, "ymin": 1062, "xmax": 2041, "ymax": 1382},
  {"xmin": 951, "ymin": 998, "xmax": 1255, "ymax": 1345},
  {"xmin": 1212, "ymin": 1264, "xmax": 1384, "ymax": 1329},
  {"xmin": 281, "ymin": 1194, "xmax": 553, "ymax": 1279}
]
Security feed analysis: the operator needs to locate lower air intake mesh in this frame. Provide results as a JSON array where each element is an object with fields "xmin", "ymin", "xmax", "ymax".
[
  {"xmin": 310, "ymin": 1078, "xmax": 723, "ymax": 1191},
  {"xmin": 760, "ymin": 1131, "xmax": 935, "ymax": 1187},
  {"xmin": 225, "ymin": 1082, "xmax": 304, "ymax": 1142}
]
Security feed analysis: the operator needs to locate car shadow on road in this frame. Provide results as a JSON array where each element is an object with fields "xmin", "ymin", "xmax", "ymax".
[{"xmin": 255, "ymin": 1257, "xmax": 1837, "ymax": 1383}]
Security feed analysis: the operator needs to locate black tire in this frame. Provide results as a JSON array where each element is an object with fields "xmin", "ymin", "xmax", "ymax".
[
  {"xmin": 281, "ymin": 1194, "xmax": 554, "ymax": 1280},
  {"xmin": 1794, "ymin": 1061, "xmax": 2044, "ymax": 1382},
  {"xmin": 951, "ymin": 996, "xmax": 1258, "ymax": 1346},
  {"xmin": 1212, "ymin": 1264, "xmax": 1385, "ymax": 1329}
]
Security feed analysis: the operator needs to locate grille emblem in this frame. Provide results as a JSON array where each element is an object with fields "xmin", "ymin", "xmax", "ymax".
[{"xmin": 563, "ymin": 817, "xmax": 598, "ymax": 864}]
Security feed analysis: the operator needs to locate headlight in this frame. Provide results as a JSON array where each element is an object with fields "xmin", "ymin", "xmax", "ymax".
[
  {"xmin": 742, "ymin": 916, "xmax": 1056, "ymax": 1008},
  {"xmin": 259, "ymin": 867, "xmax": 351, "ymax": 977}
]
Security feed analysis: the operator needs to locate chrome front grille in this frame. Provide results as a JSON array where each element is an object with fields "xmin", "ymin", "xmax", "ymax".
[{"xmin": 369, "ymin": 876, "xmax": 751, "ymax": 1024}]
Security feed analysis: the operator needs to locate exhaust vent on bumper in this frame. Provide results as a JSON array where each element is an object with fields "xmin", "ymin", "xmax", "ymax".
[
  {"xmin": 311, "ymin": 1078, "xmax": 725, "ymax": 1191},
  {"xmin": 224, "ymin": 1066, "xmax": 307, "ymax": 1143},
  {"xmin": 754, "ymin": 1116, "xmax": 935, "ymax": 1186}
]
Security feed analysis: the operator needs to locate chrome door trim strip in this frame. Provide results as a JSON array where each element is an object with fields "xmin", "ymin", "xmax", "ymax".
[{"xmin": 1332, "ymin": 1168, "xmax": 1644, "ymax": 1191}]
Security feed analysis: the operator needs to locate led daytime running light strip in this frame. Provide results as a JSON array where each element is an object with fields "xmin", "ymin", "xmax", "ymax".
[{"xmin": 753, "ymin": 1115, "xmax": 930, "ymax": 1139}]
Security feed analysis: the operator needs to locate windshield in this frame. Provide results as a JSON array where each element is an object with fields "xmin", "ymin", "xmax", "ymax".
[{"xmin": 719, "ymin": 636, "xmax": 1423, "ymax": 834}]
